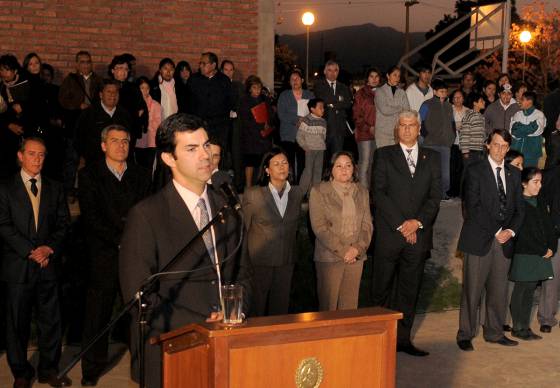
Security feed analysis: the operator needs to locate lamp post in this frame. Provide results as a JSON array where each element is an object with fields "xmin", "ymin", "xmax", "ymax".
[
  {"xmin": 519, "ymin": 30, "xmax": 532, "ymax": 82},
  {"xmin": 302, "ymin": 11, "xmax": 315, "ymax": 85}
]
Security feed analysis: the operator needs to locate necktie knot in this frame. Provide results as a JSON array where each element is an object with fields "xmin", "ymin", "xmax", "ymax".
[{"xmin": 29, "ymin": 178, "xmax": 38, "ymax": 197}]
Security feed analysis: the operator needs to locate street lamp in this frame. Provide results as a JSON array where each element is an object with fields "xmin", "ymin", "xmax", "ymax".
[
  {"xmin": 519, "ymin": 30, "xmax": 532, "ymax": 82},
  {"xmin": 302, "ymin": 11, "xmax": 315, "ymax": 85}
]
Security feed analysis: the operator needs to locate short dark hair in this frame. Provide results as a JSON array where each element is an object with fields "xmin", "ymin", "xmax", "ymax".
[
  {"xmin": 220, "ymin": 59, "xmax": 234, "ymax": 71},
  {"xmin": 202, "ymin": 52, "xmax": 218, "ymax": 66},
  {"xmin": 386, "ymin": 65, "xmax": 401, "ymax": 76},
  {"xmin": 505, "ymin": 149, "xmax": 524, "ymax": 165},
  {"xmin": 257, "ymin": 146, "xmax": 291, "ymax": 186},
  {"xmin": 75, "ymin": 51, "xmax": 91, "ymax": 61},
  {"xmin": 22, "ymin": 52, "xmax": 41, "ymax": 72},
  {"xmin": 431, "ymin": 78, "xmax": 447, "ymax": 91},
  {"xmin": 288, "ymin": 68, "xmax": 304, "ymax": 80},
  {"xmin": 156, "ymin": 113, "xmax": 207, "ymax": 154},
  {"xmin": 462, "ymin": 70, "xmax": 475, "ymax": 80},
  {"xmin": 101, "ymin": 78, "xmax": 120, "ymax": 91},
  {"xmin": 245, "ymin": 75, "xmax": 263, "ymax": 94},
  {"xmin": 41, "ymin": 63, "xmax": 54, "ymax": 77},
  {"xmin": 522, "ymin": 91, "xmax": 537, "ymax": 103},
  {"xmin": 521, "ymin": 166, "xmax": 541, "ymax": 184},
  {"xmin": 121, "ymin": 53, "xmax": 136, "ymax": 63},
  {"xmin": 465, "ymin": 92, "xmax": 484, "ymax": 109},
  {"xmin": 417, "ymin": 65, "xmax": 431, "ymax": 74},
  {"xmin": 366, "ymin": 67, "xmax": 381, "ymax": 79},
  {"xmin": 136, "ymin": 76, "xmax": 150, "ymax": 88},
  {"xmin": 108, "ymin": 54, "xmax": 129, "ymax": 77},
  {"xmin": 158, "ymin": 57, "xmax": 175, "ymax": 70},
  {"xmin": 0, "ymin": 54, "xmax": 21, "ymax": 72},
  {"xmin": 486, "ymin": 128, "xmax": 512, "ymax": 146},
  {"xmin": 174, "ymin": 60, "xmax": 192, "ymax": 80},
  {"xmin": 308, "ymin": 98, "xmax": 324, "ymax": 110},
  {"xmin": 324, "ymin": 151, "xmax": 359, "ymax": 182},
  {"xmin": 483, "ymin": 79, "xmax": 497, "ymax": 89},
  {"xmin": 451, "ymin": 89, "xmax": 466, "ymax": 101}
]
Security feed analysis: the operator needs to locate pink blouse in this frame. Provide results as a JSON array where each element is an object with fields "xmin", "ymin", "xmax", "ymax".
[{"xmin": 136, "ymin": 95, "xmax": 161, "ymax": 149}]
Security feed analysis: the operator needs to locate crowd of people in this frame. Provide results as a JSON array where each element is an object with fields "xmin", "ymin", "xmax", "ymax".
[{"xmin": 0, "ymin": 49, "xmax": 560, "ymax": 388}]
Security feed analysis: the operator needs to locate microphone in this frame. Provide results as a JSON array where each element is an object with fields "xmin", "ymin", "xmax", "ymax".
[{"xmin": 220, "ymin": 182, "xmax": 242, "ymax": 211}]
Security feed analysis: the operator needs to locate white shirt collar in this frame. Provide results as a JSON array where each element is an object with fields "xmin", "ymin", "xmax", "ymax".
[
  {"xmin": 487, "ymin": 155, "xmax": 505, "ymax": 171},
  {"xmin": 21, "ymin": 169, "xmax": 40, "ymax": 182},
  {"xmin": 101, "ymin": 101, "xmax": 116, "ymax": 117},
  {"xmin": 399, "ymin": 142, "xmax": 419, "ymax": 155},
  {"xmin": 173, "ymin": 180, "xmax": 210, "ymax": 216}
]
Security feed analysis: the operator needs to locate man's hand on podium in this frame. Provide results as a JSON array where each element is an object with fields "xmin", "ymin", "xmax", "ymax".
[{"xmin": 206, "ymin": 311, "xmax": 224, "ymax": 323}]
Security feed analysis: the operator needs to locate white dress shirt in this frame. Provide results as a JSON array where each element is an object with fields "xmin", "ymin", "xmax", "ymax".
[{"xmin": 173, "ymin": 181, "xmax": 218, "ymax": 261}]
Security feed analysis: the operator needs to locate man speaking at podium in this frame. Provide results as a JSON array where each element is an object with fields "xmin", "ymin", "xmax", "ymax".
[{"xmin": 119, "ymin": 114, "xmax": 251, "ymax": 388}]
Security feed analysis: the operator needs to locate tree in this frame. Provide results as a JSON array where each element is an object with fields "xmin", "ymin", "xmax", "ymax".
[
  {"xmin": 477, "ymin": 0, "xmax": 560, "ymax": 94},
  {"xmin": 274, "ymin": 34, "xmax": 299, "ymax": 85}
]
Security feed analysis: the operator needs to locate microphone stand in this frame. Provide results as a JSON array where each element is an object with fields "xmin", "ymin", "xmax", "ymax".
[{"xmin": 58, "ymin": 202, "xmax": 238, "ymax": 388}]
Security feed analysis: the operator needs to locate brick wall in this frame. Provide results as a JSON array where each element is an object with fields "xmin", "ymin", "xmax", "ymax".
[{"xmin": 0, "ymin": 0, "xmax": 259, "ymax": 82}]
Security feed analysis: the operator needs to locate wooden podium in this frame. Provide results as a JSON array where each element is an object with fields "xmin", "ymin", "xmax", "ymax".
[{"xmin": 151, "ymin": 307, "xmax": 402, "ymax": 388}]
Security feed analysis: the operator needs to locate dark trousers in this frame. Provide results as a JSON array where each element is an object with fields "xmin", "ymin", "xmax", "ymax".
[
  {"xmin": 510, "ymin": 280, "xmax": 538, "ymax": 332},
  {"xmin": 251, "ymin": 265, "xmax": 294, "ymax": 316},
  {"xmin": 372, "ymin": 233, "xmax": 426, "ymax": 345},
  {"xmin": 280, "ymin": 141, "xmax": 305, "ymax": 184},
  {"xmin": 81, "ymin": 285, "xmax": 119, "ymax": 378},
  {"xmin": 448, "ymin": 144, "xmax": 463, "ymax": 197},
  {"xmin": 326, "ymin": 135, "xmax": 345, "ymax": 163},
  {"xmin": 457, "ymin": 240, "xmax": 510, "ymax": 342},
  {"xmin": 4, "ymin": 279, "xmax": 62, "ymax": 380}
]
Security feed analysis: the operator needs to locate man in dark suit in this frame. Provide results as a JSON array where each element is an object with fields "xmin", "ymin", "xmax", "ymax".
[
  {"xmin": 313, "ymin": 60, "xmax": 352, "ymax": 158},
  {"xmin": 119, "ymin": 114, "xmax": 250, "ymax": 388},
  {"xmin": 78, "ymin": 124, "xmax": 151, "ymax": 386},
  {"xmin": 0, "ymin": 138, "xmax": 71, "ymax": 388},
  {"xmin": 75, "ymin": 79, "xmax": 132, "ymax": 166},
  {"xmin": 371, "ymin": 110, "xmax": 442, "ymax": 356},
  {"xmin": 456, "ymin": 129, "xmax": 524, "ymax": 351}
]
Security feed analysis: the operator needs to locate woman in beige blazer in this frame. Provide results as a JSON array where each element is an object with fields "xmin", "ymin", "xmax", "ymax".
[
  {"xmin": 309, "ymin": 151, "xmax": 373, "ymax": 311},
  {"xmin": 242, "ymin": 147, "xmax": 304, "ymax": 316}
]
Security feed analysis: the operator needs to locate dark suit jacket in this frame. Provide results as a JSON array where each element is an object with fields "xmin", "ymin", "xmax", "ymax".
[
  {"xmin": 75, "ymin": 102, "xmax": 132, "ymax": 165},
  {"xmin": 242, "ymin": 185, "xmax": 303, "ymax": 266},
  {"xmin": 0, "ymin": 173, "xmax": 70, "ymax": 283},
  {"xmin": 541, "ymin": 165, "xmax": 560, "ymax": 237},
  {"xmin": 119, "ymin": 182, "xmax": 251, "ymax": 334},
  {"xmin": 372, "ymin": 144, "xmax": 442, "ymax": 252},
  {"xmin": 313, "ymin": 78, "xmax": 352, "ymax": 139},
  {"xmin": 458, "ymin": 159, "xmax": 524, "ymax": 258},
  {"xmin": 78, "ymin": 161, "xmax": 151, "ymax": 285}
]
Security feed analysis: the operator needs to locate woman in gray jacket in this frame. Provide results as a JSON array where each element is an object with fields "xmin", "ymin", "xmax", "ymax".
[
  {"xmin": 374, "ymin": 66, "xmax": 410, "ymax": 148},
  {"xmin": 309, "ymin": 151, "xmax": 373, "ymax": 311}
]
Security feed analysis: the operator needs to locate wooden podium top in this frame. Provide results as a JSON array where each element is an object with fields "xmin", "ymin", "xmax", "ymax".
[{"xmin": 152, "ymin": 307, "xmax": 402, "ymax": 345}]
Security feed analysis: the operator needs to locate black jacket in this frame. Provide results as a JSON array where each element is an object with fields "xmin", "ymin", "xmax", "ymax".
[
  {"xmin": 186, "ymin": 71, "xmax": 232, "ymax": 126},
  {"xmin": 78, "ymin": 160, "xmax": 151, "ymax": 285},
  {"xmin": 75, "ymin": 102, "xmax": 132, "ymax": 165},
  {"xmin": 514, "ymin": 198, "xmax": 557, "ymax": 257},
  {"xmin": 0, "ymin": 173, "xmax": 70, "ymax": 283},
  {"xmin": 372, "ymin": 144, "xmax": 442, "ymax": 252},
  {"xmin": 313, "ymin": 78, "xmax": 353, "ymax": 139},
  {"xmin": 541, "ymin": 165, "xmax": 560, "ymax": 237},
  {"xmin": 458, "ymin": 159, "xmax": 525, "ymax": 258}
]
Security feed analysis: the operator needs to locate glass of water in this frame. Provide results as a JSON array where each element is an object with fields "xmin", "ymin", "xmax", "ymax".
[{"xmin": 221, "ymin": 284, "xmax": 244, "ymax": 325}]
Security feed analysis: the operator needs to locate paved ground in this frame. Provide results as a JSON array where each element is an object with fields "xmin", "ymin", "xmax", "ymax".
[{"xmin": 1, "ymin": 308, "xmax": 558, "ymax": 388}]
